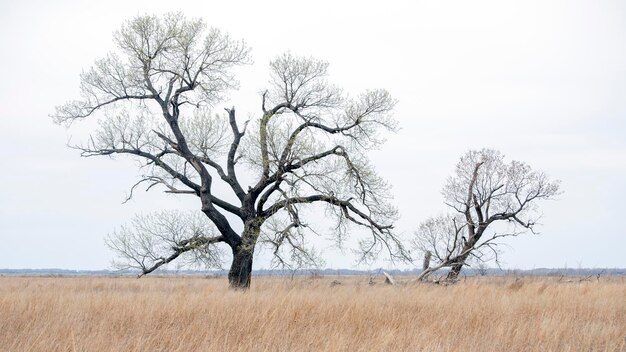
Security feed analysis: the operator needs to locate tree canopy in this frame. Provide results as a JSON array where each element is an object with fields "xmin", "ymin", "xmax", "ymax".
[
  {"xmin": 413, "ymin": 148, "xmax": 561, "ymax": 281},
  {"xmin": 54, "ymin": 13, "xmax": 407, "ymax": 288}
]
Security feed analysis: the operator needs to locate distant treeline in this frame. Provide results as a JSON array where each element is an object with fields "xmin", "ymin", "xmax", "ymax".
[{"xmin": 0, "ymin": 267, "xmax": 624, "ymax": 277}]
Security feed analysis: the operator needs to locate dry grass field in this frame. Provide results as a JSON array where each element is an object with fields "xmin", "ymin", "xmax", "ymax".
[{"xmin": 0, "ymin": 275, "xmax": 624, "ymax": 352}]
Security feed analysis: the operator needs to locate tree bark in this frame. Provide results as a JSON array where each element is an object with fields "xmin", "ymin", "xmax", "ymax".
[
  {"xmin": 447, "ymin": 228, "xmax": 485, "ymax": 281},
  {"xmin": 227, "ymin": 221, "xmax": 261, "ymax": 290},
  {"xmin": 446, "ymin": 248, "xmax": 472, "ymax": 281},
  {"xmin": 228, "ymin": 245, "xmax": 254, "ymax": 289},
  {"xmin": 446, "ymin": 262, "xmax": 464, "ymax": 280}
]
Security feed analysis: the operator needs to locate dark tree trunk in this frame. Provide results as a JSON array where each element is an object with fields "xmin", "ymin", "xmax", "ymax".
[
  {"xmin": 227, "ymin": 221, "xmax": 261, "ymax": 290},
  {"xmin": 446, "ymin": 262, "xmax": 464, "ymax": 280},
  {"xmin": 228, "ymin": 245, "xmax": 254, "ymax": 289},
  {"xmin": 446, "ymin": 247, "xmax": 472, "ymax": 281},
  {"xmin": 447, "ymin": 230, "xmax": 484, "ymax": 281}
]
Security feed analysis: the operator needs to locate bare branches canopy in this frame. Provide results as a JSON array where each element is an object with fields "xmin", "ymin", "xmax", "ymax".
[
  {"xmin": 106, "ymin": 211, "xmax": 224, "ymax": 277},
  {"xmin": 53, "ymin": 13, "xmax": 406, "ymax": 288},
  {"xmin": 413, "ymin": 148, "xmax": 561, "ymax": 281}
]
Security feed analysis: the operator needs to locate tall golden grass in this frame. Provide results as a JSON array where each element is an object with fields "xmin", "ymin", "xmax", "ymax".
[{"xmin": 0, "ymin": 275, "xmax": 624, "ymax": 351}]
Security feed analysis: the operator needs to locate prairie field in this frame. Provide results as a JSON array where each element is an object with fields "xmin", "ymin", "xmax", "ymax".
[{"xmin": 0, "ymin": 275, "xmax": 624, "ymax": 352}]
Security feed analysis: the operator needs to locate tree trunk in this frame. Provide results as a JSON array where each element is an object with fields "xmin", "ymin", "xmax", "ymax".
[
  {"xmin": 446, "ymin": 250, "xmax": 471, "ymax": 280},
  {"xmin": 228, "ymin": 245, "xmax": 254, "ymax": 289},
  {"xmin": 227, "ymin": 221, "xmax": 260, "ymax": 290},
  {"xmin": 447, "ymin": 232, "xmax": 482, "ymax": 281},
  {"xmin": 446, "ymin": 262, "xmax": 464, "ymax": 280}
]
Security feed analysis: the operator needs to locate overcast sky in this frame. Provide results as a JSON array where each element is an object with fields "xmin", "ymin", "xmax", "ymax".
[{"xmin": 0, "ymin": 0, "xmax": 624, "ymax": 271}]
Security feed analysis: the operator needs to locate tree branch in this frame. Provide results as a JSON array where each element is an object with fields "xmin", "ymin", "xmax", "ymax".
[{"xmin": 138, "ymin": 235, "xmax": 224, "ymax": 277}]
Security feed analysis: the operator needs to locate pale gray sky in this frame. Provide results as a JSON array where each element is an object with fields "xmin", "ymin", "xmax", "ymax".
[{"xmin": 0, "ymin": 0, "xmax": 624, "ymax": 270}]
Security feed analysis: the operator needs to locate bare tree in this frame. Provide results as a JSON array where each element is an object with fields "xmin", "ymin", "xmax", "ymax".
[
  {"xmin": 476, "ymin": 261, "xmax": 489, "ymax": 276},
  {"xmin": 413, "ymin": 149, "xmax": 561, "ymax": 281},
  {"xmin": 53, "ymin": 13, "xmax": 407, "ymax": 289}
]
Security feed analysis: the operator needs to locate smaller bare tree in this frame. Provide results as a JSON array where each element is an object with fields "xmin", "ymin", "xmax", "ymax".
[
  {"xmin": 476, "ymin": 261, "xmax": 489, "ymax": 276},
  {"xmin": 414, "ymin": 149, "xmax": 561, "ymax": 281}
]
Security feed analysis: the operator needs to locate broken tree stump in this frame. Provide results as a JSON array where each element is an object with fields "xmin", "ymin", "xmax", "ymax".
[{"xmin": 383, "ymin": 272, "xmax": 396, "ymax": 285}]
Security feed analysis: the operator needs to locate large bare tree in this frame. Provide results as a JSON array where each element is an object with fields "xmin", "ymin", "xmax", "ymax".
[
  {"xmin": 53, "ymin": 13, "xmax": 406, "ymax": 288},
  {"xmin": 413, "ymin": 149, "xmax": 561, "ymax": 281}
]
